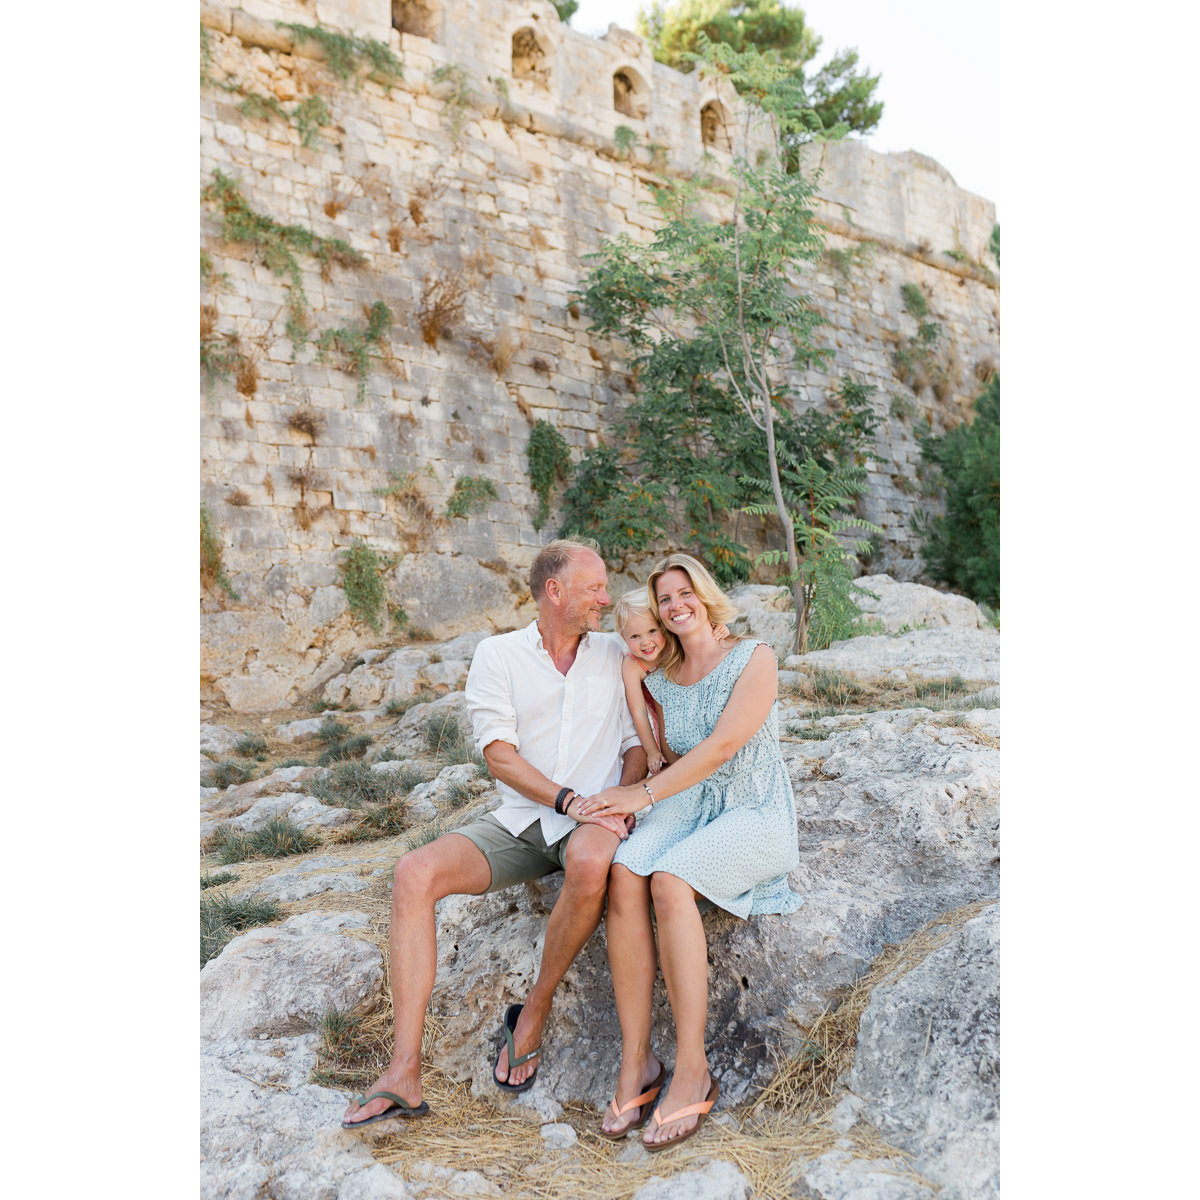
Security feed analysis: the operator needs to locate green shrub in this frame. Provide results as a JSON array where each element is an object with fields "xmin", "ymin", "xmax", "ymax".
[
  {"xmin": 253, "ymin": 817, "xmax": 320, "ymax": 858},
  {"xmin": 339, "ymin": 540, "xmax": 406, "ymax": 633},
  {"xmin": 913, "ymin": 374, "xmax": 1000, "ymax": 607},
  {"xmin": 233, "ymin": 734, "xmax": 269, "ymax": 759},
  {"xmin": 526, "ymin": 420, "xmax": 572, "ymax": 531},
  {"xmin": 201, "ymin": 870, "xmax": 240, "ymax": 890},
  {"xmin": 421, "ymin": 712, "xmax": 481, "ymax": 765},
  {"xmin": 385, "ymin": 690, "xmax": 434, "ymax": 717},
  {"xmin": 316, "ymin": 734, "xmax": 372, "ymax": 765},
  {"xmin": 202, "ymin": 759, "xmax": 255, "ymax": 789},
  {"xmin": 200, "ymin": 506, "xmax": 240, "ymax": 600},
  {"xmin": 277, "ymin": 21, "xmax": 403, "ymax": 89},
  {"xmin": 444, "ymin": 475, "xmax": 498, "ymax": 519},
  {"xmin": 309, "ymin": 760, "xmax": 425, "ymax": 807},
  {"xmin": 201, "ymin": 891, "xmax": 281, "ymax": 966}
]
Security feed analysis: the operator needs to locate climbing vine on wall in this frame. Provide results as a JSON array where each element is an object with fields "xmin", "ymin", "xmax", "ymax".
[
  {"xmin": 201, "ymin": 170, "xmax": 365, "ymax": 350},
  {"xmin": 276, "ymin": 22, "xmax": 404, "ymax": 90},
  {"xmin": 525, "ymin": 420, "xmax": 572, "ymax": 531}
]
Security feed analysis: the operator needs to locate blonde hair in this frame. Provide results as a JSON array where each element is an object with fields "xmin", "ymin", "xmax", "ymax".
[
  {"xmin": 646, "ymin": 552, "xmax": 743, "ymax": 679},
  {"xmin": 611, "ymin": 588, "xmax": 655, "ymax": 635}
]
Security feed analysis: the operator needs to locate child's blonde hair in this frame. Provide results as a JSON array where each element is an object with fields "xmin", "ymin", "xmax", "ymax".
[{"xmin": 612, "ymin": 588, "xmax": 654, "ymax": 635}]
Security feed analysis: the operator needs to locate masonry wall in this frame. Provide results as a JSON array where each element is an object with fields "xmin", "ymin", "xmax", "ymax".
[{"xmin": 199, "ymin": 0, "xmax": 999, "ymax": 710}]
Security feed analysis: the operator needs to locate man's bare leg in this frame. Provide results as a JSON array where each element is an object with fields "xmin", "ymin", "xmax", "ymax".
[
  {"xmin": 342, "ymin": 832, "xmax": 491, "ymax": 1125},
  {"xmin": 494, "ymin": 823, "xmax": 621, "ymax": 1087}
]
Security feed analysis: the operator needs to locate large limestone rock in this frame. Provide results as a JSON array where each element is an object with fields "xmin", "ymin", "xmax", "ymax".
[
  {"xmin": 787, "ymin": 626, "xmax": 1000, "ymax": 684},
  {"xmin": 845, "ymin": 904, "xmax": 999, "ymax": 1199},
  {"xmin": 852, "ymin": 574, "xmax": 986, "ymax": 633},
  {"xmin": 418, "ymin": 708, "xmax": 998, "ymax": 1109},
  {"xmin": 391, "ymin": 554, "xmax": 532, "ymax": 638},
  {"xmin": 200, "ymin": 911, "xmax": 383, "ymax": 1041},
  {"xmin": 727, "ymin": 584, "xmax": 796, "ymax": 660}
]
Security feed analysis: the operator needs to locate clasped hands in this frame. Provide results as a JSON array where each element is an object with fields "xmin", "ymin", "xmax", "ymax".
[{"xmin": 575, "ymin": 784, "xmax": 645, "ymax": 821}]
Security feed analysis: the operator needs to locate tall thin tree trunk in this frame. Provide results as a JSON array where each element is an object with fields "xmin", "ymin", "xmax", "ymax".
[{"xmin": 760, "ymin": 386, "xmax": 804, "ymax": 655}]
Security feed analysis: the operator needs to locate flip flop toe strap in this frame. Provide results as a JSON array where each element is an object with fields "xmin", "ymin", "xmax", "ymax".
[
  {"xmin": 651, "ymin": 1096, "xmax": 716, "ymax": 1129},
  {"xmin": 355, "ymin": 1090, "xmax": 420, "ymax": 1112},
  {"xmin": 503, "ymin": 1019, "xmax": 541, "ymax": 1069},
  {"xmin": 610, "ymin": 1082, "xmax": 664, "ymax": 1119}
]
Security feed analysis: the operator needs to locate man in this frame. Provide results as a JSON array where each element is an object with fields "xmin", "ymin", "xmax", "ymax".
[{"xmin": 342, "ymin": 538, "xmax": 646, "ymax": 1125}]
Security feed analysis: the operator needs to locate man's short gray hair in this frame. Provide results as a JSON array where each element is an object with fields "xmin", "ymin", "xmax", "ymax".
[{"xmin": 529, "ymin": 537, "xmax": 602, "ymax": 600}]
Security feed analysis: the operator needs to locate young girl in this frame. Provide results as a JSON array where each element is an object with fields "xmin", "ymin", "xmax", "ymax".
[{"xmin": 612, "ymin": 590, "xmax": 728, "ymax": 776}]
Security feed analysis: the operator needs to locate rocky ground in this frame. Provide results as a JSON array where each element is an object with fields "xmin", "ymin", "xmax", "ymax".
[{"xmin": 200, "ymin": 577, "xmax": 1000, "ymax": 1200}]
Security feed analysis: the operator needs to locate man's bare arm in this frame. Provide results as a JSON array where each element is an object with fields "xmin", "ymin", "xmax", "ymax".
[{"xmin": 482, "ymin": 739, "xmax": 630, "ymax": 839}]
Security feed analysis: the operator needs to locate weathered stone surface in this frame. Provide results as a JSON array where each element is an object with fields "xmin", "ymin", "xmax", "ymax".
[
  {"xmin": 844, "ymin": 905, "xmax": 999, "ymax": 1200},
  {"xmin": 200, "ymin": 722, "xmax": 241, "ymax": 755},
  {"xmin": 786, "ymin": 627, "xmax": 1000, "ymax": 684},
  {"xmin": 277, "ymin": 717, "xmax": 330, "ymax": 743},
  {"xmin": 200, "ymin": 911, "xmax": 383, "ymax": 1041},
  {"xmin": 794, "ymin": 1147, "xmax": 937, "ymax": 1200},
  {"xmin": 372, "ymin": 692, "xmax": 473, "ymax": 760},
  {"xmin": 226, "ymin": 792, "xmax": 354, "ymax": 833},
  {"xmin": 392, "ymin": 554, "xmax": 532, "ymax": 638},
  {"xmin": 406, "ymin": 763, "xmax": 491, "ymax": 818},
  {"xmin": 853, "ymin": 575, "xmax": 985, "ymax": 633},
  {"xmin": 632, "ymin": 1160, "xmax": 752, "ymax": 1200}
]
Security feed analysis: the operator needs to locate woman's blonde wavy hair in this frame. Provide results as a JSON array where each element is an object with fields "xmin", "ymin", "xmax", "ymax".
[{"xmin": 646, "ymin": 552, "xmax": 743, "ymax": 680}]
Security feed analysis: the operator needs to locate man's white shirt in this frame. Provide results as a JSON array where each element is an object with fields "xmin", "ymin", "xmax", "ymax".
[{"xmin": 465, "ymin": 621, "xmax": 639, "ymax": 844}]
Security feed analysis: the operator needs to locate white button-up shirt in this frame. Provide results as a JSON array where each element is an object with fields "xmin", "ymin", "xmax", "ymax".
[{"xmin": 465, "ymin": 621, "xmax": 640, "ymax": 845}]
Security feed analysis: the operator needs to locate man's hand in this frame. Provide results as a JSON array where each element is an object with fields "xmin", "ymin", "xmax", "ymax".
[{"xmin": 570, "ymin": 804, "xmax": 631, "ymax": 839}]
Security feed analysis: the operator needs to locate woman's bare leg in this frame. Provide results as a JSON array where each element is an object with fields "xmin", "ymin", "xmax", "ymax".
[
  {"xmin": 644, "ymin": 871, "xmax": 712, "ymax": 1146},
  {"xmin": 600, "ymin": 865, "xmax": 664, "ymax": 1135}
]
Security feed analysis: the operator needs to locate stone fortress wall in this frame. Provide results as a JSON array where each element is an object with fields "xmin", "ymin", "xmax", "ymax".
[{"xmin": 199, "ymin": 0, "xmax": 999, "ymax": 710}]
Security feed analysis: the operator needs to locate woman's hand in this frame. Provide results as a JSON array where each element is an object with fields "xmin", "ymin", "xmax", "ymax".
[{"xmin": 576, "ymin": 784, "xmax": 646, "ymax": 818}]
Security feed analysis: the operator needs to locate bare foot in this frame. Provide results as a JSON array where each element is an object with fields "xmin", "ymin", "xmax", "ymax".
[
  {"xmin": 493, "ymin": 996, "xmax": 548, "ymax": 1088},
  {"xmin": 600, "ymin": 1054, "xmax": 665, "ymax": 1137},
  {"xmin": 341, "ymin": 1062, "xmax": 422, "ymax": 1126},
  {"xmin": 642, "ymin": 1065, "xmax": 713, "ymax": 1148}
]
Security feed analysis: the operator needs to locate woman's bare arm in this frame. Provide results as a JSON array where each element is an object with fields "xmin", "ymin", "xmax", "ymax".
[{"xmin": 578, "ymin": 644, "xmax": 777, "ymax": 817}]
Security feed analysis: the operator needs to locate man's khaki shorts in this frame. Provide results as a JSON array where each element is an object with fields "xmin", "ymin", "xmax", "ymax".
[{"xmin": 453, "ymin": 813, "xmax": 576, "ymax": 894}]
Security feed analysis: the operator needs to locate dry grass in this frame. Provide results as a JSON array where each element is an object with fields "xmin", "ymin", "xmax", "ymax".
[
  {"xmin": 288, "ymin": 406, "xmax": 325, "ymax": 442},
  {"xmin": 467, "ymin": 327, "xmax": 521, "ymax": 376},
  {"xmin": 227, "ymin": 489, "xmax": 251, "ymax": 506},
  {"xmin": 417, "ymin": 271, "xmax": 467, "ymax": 349},
  {"xmin": 386, "ymin": 223, "xmax": 404, "ymax": 253}
]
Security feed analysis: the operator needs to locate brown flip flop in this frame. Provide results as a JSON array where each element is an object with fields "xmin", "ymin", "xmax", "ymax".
[
  {"xmin": 599, "ymin": 1059, "xmax": 668, "ymax": 1140},
  {"xmin": 643, "ymin": 1075, "xmax": 719, "ymax": 1152}
]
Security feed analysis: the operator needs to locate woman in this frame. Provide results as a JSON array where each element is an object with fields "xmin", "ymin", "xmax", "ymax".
[{"xmin": 578, "ymin": 552, "xmax": 802, "ymax": 1152}]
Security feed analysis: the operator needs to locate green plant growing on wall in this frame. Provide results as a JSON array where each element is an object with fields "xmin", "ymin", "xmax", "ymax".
[
  {"xmin": 900, "ymin": 282, "xmax": 928, "ymax": 319},
  {"xmin": 239, "ymin": 92, "xmax": 288, "ymax": 123},
  {"xmin": 526, "ymin": 420, "xmax": 573, "ymax": 531},
  {"xmin": 989, "ymin": 223, "xmax": 1000, "ymax": 266},
  {"xmin": 614, "ymin": 124, "xmax": 638, "ymax": 159},
  {"xmin": 912, "ymin": 373, "xmax": 1000, "ymax": 607},
  {"xmin": 294, "ymin": 95, "xmax": 332, "ymax": 147},
  {"xmin": 201, "ymin": 170, "xmax": 365, "ymax": 351},
  {"xmin": 200, "ymin": 22, "xmax": 239, "ymax": 92},
  {"xmin": 339, "ymin": 539, "xmax": 406, "ymax": 633},
  {"xmin": 824, "ymin": 240, "xmax": 875, "ymax": 280},
  {"xmin": 551, "ymin": 1, "xmax": 579, "ymax": 20},
  {"xmin": 314, "ymin": 301, "xmax": 393, "ymax": 401},
  {"xmin": 431, "ymin": 64, "xmax": 476, "ymax": 147},
  {"xmin": 277, "ymin": 21, "xmax": 404, "ymax": 90},
  {"xmin": 201, "ymin": 505, "xmax": 239, "ymax": 600},
  {"xmin": 445, "ymin": 475, "xmax": 498, "ymax": 519}
]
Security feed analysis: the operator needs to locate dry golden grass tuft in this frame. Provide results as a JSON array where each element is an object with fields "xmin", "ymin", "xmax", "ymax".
[
  {"xmin": 467, "ymin": 327, "xmax": 521, "ymax": 377},
  {"xmin": 417, "ymin": 271, "xmax": 467, "ymax": 349},
  {"xmin": 288, "ymin": 406, "xmax": 325, "ymax": 442},
  {"xmin": 227, "ymin": 489, "xmax": 251, "ymax": 506}
]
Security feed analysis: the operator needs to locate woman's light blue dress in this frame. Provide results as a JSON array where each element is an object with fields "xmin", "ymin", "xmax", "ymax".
[{"xmin": 612, "ymin": 639, "xmax": 802, "ymax": 918}]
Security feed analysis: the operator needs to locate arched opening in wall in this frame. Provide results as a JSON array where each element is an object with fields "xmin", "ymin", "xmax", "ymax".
[
  {"xmin": 613, "ymin": 67, "xmax": 649, "ymax": 121},
  {"xmin": 700, "ymin": 100, "xmax": 733, "ymax": 152},
  {"xmin": 392, "ymin": 0, "xmax": 437, "ymax": 39},
  {"xmin": 512, "ymin": 27, "xmax": 551, "ymax": 88}
]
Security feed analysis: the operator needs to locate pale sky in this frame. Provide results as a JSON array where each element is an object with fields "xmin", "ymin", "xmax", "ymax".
[{"xmin": 571, "ymin": 0, "xmax": 1001, "ymax": 219}]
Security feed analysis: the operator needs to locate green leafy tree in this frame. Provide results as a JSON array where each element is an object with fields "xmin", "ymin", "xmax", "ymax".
[
  {"xmin": 913, "ymin": 374, "xmax": 1000, "ymax": 607},
  {"xmin": 636, "ymin": 0, "xmax": 882, "ymax": 148},
  {"xmin": 551, "ymin": 1, "xmax": 579, "ymax": 21},
  {"xmin": 571, "ymin": 40, "xmax": 877, "ymax": 646}
]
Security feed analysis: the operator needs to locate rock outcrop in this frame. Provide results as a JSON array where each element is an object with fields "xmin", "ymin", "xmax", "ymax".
[{"xmin": 200, "ymin": 579, "xmax": 999, "ymax": 1199}]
